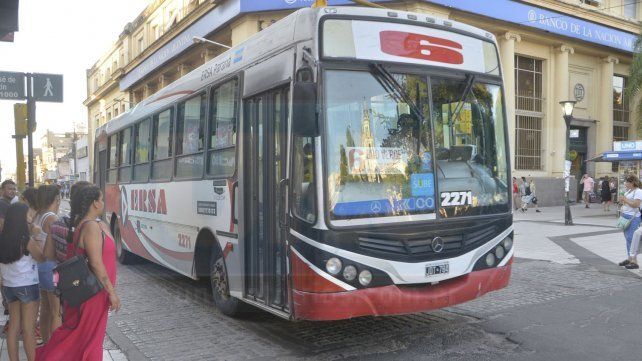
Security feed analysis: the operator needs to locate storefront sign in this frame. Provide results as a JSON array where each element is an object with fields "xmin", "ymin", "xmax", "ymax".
[
  {"xmin": 241, "ymin": 0, "xmax": 636, "ymax": 53},
  {"xmin": 614, "ymin": 141, "xmax": 642, "ymax": 152},
  {"xmin": 120, "ymin": 1, "xmax": 241, "ymax": 91}
]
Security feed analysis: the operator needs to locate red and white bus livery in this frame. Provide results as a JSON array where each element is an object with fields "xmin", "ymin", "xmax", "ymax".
[{"xmin": 95, "ymin": 6, "xmax": 513, "ymax": 321}]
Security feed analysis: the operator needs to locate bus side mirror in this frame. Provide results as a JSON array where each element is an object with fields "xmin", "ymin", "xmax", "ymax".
[{"xmin": 292, "ymin": 82, "xmax": 319, "ymax": 137}]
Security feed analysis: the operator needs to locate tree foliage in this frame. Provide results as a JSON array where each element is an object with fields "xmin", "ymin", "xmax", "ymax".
[{"xmin": 625, "ymin": 27, "xmax": 642, "ymax": 137}]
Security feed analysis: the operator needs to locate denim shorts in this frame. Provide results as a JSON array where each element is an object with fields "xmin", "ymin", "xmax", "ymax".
[
  {"xmin": 2, "ymin": 284, "xmax": 40, "ymax": 304},
  {"xmin": 38, "ymin": 260, "xmax": 57, "ymax": 292}
]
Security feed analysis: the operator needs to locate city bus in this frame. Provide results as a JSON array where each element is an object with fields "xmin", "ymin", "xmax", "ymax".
[{"xmin": 95, "ymin": 6, "xmax": 513, "ymax": 321}]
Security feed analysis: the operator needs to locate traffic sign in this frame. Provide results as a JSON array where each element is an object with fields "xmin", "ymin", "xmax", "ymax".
[
  {"xmin": 32, "ymin": 73, "xmax": 63, "ymax": 102},
  {"xmin": 0, "ymin": 71, "xmax": 26, "ymax": 100}
]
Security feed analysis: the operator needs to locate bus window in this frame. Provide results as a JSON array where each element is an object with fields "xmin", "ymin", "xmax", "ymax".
[
  {"xmin": 107, "ymin": 134, "xmax": 118, "ymax": 184},
  {"xmin": 152, "ymin": 108, "xmax": 174, "ymax": 180},
  {"xmin": 134, "ymin": 118, "xmax": 151, "ymax": 181},
  {"xmin": 208, "ymin": 79, "xmax": 238, "ymax": 177},
  {"xmin": 176, "ymin": 94, "xmax": 206, "ymax": 178},
  {"xmin": 118, "ymin": 127, "xmax": 132, "ymax": 182},
  {"xmin": 292, "ymin": 136, "xmax": 316, "ymax": 223}
]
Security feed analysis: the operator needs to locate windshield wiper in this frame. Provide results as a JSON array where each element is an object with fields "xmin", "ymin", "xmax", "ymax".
[
  {"xmin": 449, "ymin": 74, "xmax": 475, "ymax": 127},
  {"xmin": 368, "ymin": 63, "xmax": 425, "ymax": 124}
]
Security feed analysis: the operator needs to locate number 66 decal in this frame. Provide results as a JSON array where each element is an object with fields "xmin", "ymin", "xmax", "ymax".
[{"xmin": 440, "ymin": 191, "xmax": 473, "ymax": 207}]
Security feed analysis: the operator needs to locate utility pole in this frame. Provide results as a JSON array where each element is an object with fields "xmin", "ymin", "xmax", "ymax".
[{"xmin": 26, "ymin": 73, "xmax": 36, "ymax": 187}]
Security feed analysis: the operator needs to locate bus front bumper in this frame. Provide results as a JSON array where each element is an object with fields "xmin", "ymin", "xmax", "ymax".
[{"xmin": 292, "ymin": 257, "xmax": 512, "ymax": 321}]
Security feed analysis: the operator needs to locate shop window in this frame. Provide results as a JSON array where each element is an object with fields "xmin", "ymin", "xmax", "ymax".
[
  {"xmin": 624, "ymin": 2, "xmax": 637, "ymax": 18},
  {"xmin": 176, "ymin": 94, "xmax": 206, "ymax": 178},
  {"xmin": 515, "ymin": 55, "xmax": 544, "ymax": 170},
  {"xmin": 208, "ymin": 79, "xmax": 238, "ymax": 177}
]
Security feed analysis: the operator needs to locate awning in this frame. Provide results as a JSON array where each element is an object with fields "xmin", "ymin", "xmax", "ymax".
[{"xmin": 588, "ymin": 150, "xmax": 642, "ymax": 162}]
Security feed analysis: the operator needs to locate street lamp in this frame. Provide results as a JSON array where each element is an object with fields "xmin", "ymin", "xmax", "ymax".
[
  {"xmin": 192, "ymin": 36, "xmax": 231, "ymax": 49},
  {"xmin": 560, "ymin": 100, "xmax": 576, "ymax": 226}
]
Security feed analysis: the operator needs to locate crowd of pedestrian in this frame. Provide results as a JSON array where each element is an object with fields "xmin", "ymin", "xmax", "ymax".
[{"xmin": 0, "ymin": 179, "xmax": 120, "ymax": 361}]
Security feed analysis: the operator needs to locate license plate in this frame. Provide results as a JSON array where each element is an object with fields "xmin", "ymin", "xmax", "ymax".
[{"xmin": 426, "ymin": 263, "xmax": 449, "ymax": 276}]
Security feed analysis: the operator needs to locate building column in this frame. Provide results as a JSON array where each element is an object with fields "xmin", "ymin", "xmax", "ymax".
[
  {"xmin": 201, "ymin": 48, "xmax": 215, "ymax": 62},
  {"xmin": 552, "ymin": 45, "xmax": 574, "ymax": 176},
  {"xmin": 597, "ymin": 56, "xmax": 619, "ymax": 176},
  {"xmin": 499, "ymin": 32, "xmax": 521, "ymax": 172},
  {"xmin": 231, "ymin": 15, "xmax": 259, "ymax": 46},
  {"xmin": 158, "ymin": 75, "xmax": 167, "ymax": 89},
  {"xmin": 177, "ymin": 64, "xmax": 191, "ymax": 77}
]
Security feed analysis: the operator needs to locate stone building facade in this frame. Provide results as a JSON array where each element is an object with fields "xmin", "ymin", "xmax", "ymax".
[{"xmin": 85, "ymin": 0, "xmax": 641, "ymax": 204}]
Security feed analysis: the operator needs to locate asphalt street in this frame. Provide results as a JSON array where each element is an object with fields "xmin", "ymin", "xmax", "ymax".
[{"xmin": 100, "ymin": 203, "xmax": 642, "ymax": 361}]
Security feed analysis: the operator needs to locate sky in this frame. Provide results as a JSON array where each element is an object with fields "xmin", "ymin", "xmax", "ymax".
[{"xmin": 0, "ymin": 0, "xmax": 150, "ymax": 179}]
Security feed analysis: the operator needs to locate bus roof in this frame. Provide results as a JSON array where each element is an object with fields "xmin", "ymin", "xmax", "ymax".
[{"xmin": 97, "ymin": 6, "xmax": 495, "ymax": 138}]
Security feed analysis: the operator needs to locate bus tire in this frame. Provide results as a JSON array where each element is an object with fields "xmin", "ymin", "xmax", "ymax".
[
  {"xmin": 210, "ymin": 246, "xmax": 243, "ymax": 317},
  {"xmin": 114, "ymin": 221, "xmax": 136, "ymax": 265}
]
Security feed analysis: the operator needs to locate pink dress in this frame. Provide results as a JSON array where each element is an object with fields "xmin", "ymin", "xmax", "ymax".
[{"xmin": 36, "ymin": 221, "xmax": 117, "ymax": 361}]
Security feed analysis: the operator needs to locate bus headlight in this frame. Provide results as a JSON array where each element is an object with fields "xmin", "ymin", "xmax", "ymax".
[
  {"xmin": 358, "ymin": 270, "xmax": 372, "ymax": 286},
  {"xmin": 326, "ymin": 258, "xmax": 342, "ymax": 275},
  {"xmin": 343, "ymin": 265, "xmax": 357, "ymax": 281},
  {"xmin": 503, "ymin": 237, "xmax": 513, "ymax": 250},
  {"xmin": 495, "ymin": 245, "xmax": 505, "ymax": 259},
  {"xmin": 485, "ymin": 253, "xmax": 496, "ymax": 267}
]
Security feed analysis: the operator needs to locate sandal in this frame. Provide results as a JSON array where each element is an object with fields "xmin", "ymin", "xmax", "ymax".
[
  {"xmin": 618, "ymin": 260, "xmax": 631, "ymax": 266},
  {"xmin": 625, "ymin": 263, "xmax": 640, "ymax": 269}
]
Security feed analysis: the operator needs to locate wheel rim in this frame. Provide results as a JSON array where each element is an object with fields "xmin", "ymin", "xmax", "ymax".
[{"xmin": 211, "ymin": 257, "xmax": 230, "ymax": 301}]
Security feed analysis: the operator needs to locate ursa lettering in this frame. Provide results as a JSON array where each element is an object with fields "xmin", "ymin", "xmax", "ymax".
[
  {"xmin": 379, "ymin": 30, "xmax": 464, "ymax": 64},
  {"xmin": 130, "ymin": 189, "xmax": 167, "ymax": 215}
]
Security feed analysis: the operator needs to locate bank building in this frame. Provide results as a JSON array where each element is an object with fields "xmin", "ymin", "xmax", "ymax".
[{"xmin": 85, "ymin": 0, "xmax": 641, "ymax": 205}]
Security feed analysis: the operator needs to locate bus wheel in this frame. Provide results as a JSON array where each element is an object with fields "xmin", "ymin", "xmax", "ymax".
[
  {"xmin": 114, "ymin": 222, "xmax": 136, "ymax": 265},
  {"xmin": 210, "ymin": 246, "xmax": 242, "ymax": 316}
]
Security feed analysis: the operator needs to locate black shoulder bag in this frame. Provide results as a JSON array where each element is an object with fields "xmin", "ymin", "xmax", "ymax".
[{"xmin": 53, "ymin": 221, "xmax": 104, "ymax": 308}]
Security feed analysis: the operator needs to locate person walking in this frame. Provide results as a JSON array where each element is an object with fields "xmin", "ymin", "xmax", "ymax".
[
  {"xmin": 0, "ymin": 203, "xmax": 45, "ymax": 361},
  {"xmin": 617, "ymin": 175, "xmax": 642, "ymax": 269},
  {"xmin": 529, "ymin": 178, "xmax": 541, "ymax": 212},
  {"xmin": 600, "ymin": 176, "xmax": 612, "ymax": 212},
  {"xmin": 519, "ymin": 176, "xmax": 532, "ymax": 212},
  {"xmin": 34, "ymin": 185, "xmax": 62, "ymax": 343},
  {"xmin": 36, "ymin": 186, "xmax": 121, "ymax": 361},
  {"xmin": 512, "ymin": 177, "xmax": 520, "ymax": 210},
  {"xmin": 580, "ymin": 174, "xmax": 595, "ymax": 208}
]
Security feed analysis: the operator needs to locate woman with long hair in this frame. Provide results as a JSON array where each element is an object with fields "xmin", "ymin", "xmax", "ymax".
[
  {"xmin": 618, "ymin": 175, "xmax": 642, "ymax": 269},
  {"xmin": 33, "ymin": 185, "xmax": 61, "ymax": 343},
  {"xmin": 36, "ymin": 185, "xmax": 121, "ymax": 361},
  {"xmin": 0, "ymin": 203, "xmax": 45, "ymax": 361}
]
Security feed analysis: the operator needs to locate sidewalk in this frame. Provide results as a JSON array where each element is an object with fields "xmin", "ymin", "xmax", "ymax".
[{"xmin": 512, "ymin": 201, "xmax": 640, "ymax": 274}]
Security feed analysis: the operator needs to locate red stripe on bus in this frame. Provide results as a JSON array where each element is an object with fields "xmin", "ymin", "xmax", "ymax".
[
  {"xmin": 120, "ymin": 220, "xmax": 155, "ymax": 261},
  {"xmin": 145, "ymin": 90, "xmax": 194, "ymax": 105},
  {"xmin": 292, "ymin": 257, "xmax": 513, "ymax": 321},
  {"xmin": 290, "ymin": 249, "xmax": 345, "ymax": 293},
  {"xmin": 139, "ymin": 229, "xmax": 194, "ymax": 261}
]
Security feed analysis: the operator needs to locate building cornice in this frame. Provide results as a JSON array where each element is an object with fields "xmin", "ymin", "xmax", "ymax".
[
  {"xmin": 123, "ymin": 2, "xmax": 218, "ymax": 76},
  {"xmin": 83, "ymin": 72, "xmax": 123, "ymax": 107}
]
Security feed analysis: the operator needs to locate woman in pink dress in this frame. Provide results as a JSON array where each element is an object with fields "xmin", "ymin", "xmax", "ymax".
[{"xmin": 36, "ymin": 186, "xmax": 121, "ymax": 361}]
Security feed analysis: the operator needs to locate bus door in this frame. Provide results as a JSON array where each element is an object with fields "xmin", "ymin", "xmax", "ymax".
[{"xmin": 243, "ymin": 86, "xmax": 290, "ymax": 313}]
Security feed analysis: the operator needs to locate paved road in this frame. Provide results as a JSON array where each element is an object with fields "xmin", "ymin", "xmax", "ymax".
[{"xmin": 106, "ymin": 204, "xmax": 642, "ymax": 361}]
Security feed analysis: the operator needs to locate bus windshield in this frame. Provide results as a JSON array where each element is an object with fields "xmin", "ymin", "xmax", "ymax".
[{"xmin": 324, "ymin": 69, "xmax": 509, "ymax": 221}]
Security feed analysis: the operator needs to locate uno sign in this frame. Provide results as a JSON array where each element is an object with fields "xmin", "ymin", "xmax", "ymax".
[{"xmin": 380, "ymin": 31, "xmax": 463, "ymax": 64}]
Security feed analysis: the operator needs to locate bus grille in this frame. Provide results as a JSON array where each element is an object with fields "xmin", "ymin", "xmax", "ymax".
[{"xmin": 358, "ymin": 224, "xmax": 498, "ymax": 257}]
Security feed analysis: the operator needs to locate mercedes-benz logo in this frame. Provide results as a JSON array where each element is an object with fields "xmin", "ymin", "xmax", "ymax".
[{"xmin": 432, "ymin": 237, "xmax": 445, "ymax": 253}]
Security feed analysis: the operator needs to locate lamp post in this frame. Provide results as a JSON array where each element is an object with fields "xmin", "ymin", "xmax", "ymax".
[
  {"xmin": 560, "ymin": 100, "xmax": 576, "ymax": 225},
  {"xmin": 192, "ymin": 36, "xmax": 231, "ymax": 49}
]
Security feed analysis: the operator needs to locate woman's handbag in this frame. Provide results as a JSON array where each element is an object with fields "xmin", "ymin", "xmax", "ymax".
[
  {"xmin": 616, "ymin": 216, "xmax": 633, "ymax": 230},
  {"xmin": 53, "ymin": 223, "xmax": 104, "ymax": 307}
]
